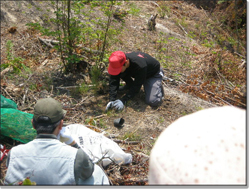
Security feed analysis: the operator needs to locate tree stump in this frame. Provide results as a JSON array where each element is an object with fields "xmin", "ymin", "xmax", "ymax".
[{"xmin": 147, "ymin": 14, "xmax": 158, "ymax": 31}]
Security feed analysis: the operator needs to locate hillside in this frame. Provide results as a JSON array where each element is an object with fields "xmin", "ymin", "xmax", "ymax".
[{"xmin": 0, "ymin": 0, "xmax": 246, "ymax": 185}]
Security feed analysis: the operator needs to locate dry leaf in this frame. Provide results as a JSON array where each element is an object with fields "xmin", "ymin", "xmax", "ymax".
[{"xmin": 8, "ymin": 27, "xmax": 17, "ymax": 33}]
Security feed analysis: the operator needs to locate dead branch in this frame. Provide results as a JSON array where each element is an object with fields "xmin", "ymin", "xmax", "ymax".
[
  {"xmin": 74, "ymin": 96, "xmax": 89, "ymax": 107},
  {"xmin": 223, "ymin": 95, "xmax": 246, "ymax": 107},
  {"xmin": 56, "ymin": 86, "xmax": 79, "ymax": 89},
  {"xmin": 205, "ymin": 90, "xmax": 233, "ymax": 106},
  {"xmin": 1, "ymin": 87, "xmax": 15, "ymax": 101},
  {"xmin": 71, "ymin": 112, "xmax": 82, "ymax": 120},
  {"xmin": 178, "ymin": 23, "xmax": 187, "ymax": 35},
  {"xmin": 150, "ymin": 1, "xmax": 160, "ymax": 7},
  {"xmin": 38, "ymin": 37, "xmax": 54, "ymax": 48},
  {"xmin": 1, "ymin": 67, "xmax": 13, "ymax": 77},
  {"xmin": 238, "ymin": 59, "xmax": 246, "ymax": 69},
  {"xmin": 22, "ymin": 88, "xmax": 29, "ymax": 105},
  {"xmin": 112, "ymin": 140, "xmax": 140, "ymax": 145},
  {"xmin": 234, "ymin": 51, "xmax": 245, "ymax": 59},
  {"xmin": 38, "ymin": 37, "xmax": 102, "ymax": 54},
  {"xmin": 137, "ymin": 152, "xmax": 150, "ymax": 159},
  {"xmin": 77, "ymin": 44, "xmax": 102, "ymax": 55},
  {"xmin": 94, "ymin": 114, "xmax": 107, "ymax": 119},
  {"xmin": 21, "ymin": 73, "xmax": 35, "ymax": 106},
  {"xmin": 38, "ymin": 59, "xmax": 49, "ymax": 69},
  {"xmin": 214, "ymin": 69, "xmax": 235, "ymax": 90}
]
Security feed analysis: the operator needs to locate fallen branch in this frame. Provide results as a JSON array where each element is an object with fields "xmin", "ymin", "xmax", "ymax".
[
  {"xmin": 38, "ymin": 37, "xmax": 102, "ymax": 54},
  {"xmin": 234, "ymin": 51, "xmax": 245, "ymax": 59},
  {"xmin": 178, "ymin": 23, "xmax": 187, "ymax": 35},
  {"xmin": 112, "ymin": 140, "xmax": 140, "ymax": 145},
  {"xmin": 239, "ymin": 59, "xmax": 246, "ymax": 68},
  {"xmin": 71, "ymin": 112, "xmax": 82, "ymax": 120},
  {"xmin": 38, "ymin": 37, "xmax": 54, "ymax": 48},
  {"xmin": 205, "ymin": 90, "xmax": 233, "ymax": 106},
  {"xmin": 1, "ymin": 87, "xmax": 15, "ymax": 101},
  {"xmin": 38, "ymin": 59, "xmax": 49, "ymax": 69},
  {"xmin": 214, "ymin": 69, "xmax": 235, "ymax": 90},
  {"xmin": 56, "ymin": 86, "xmax": 79, "ymax": 89},
  {"xmin": 75, "ymin": 96, "xmax": 89, "ymax": 107},
  {"xmin": 22, "ymin": 88, "xmax": 29, "ymax": 105},
  {"xmin": 137, "ymin": 152, "xmax": 150, "ymax": 159},
  {"xmin": 1, "ymin": 67, "xmax": 13, "ymax": 77},
  {"xmin": 94, "ymin": 114, "xmax": 107, "ymax": 119},
  {"xmin": 223, "ymin": 95, "xmax": 246, "ymax": 107}
]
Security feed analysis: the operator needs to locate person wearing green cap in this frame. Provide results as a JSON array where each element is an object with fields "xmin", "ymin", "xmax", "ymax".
[{"xmin": 4, "ymin": 98, "xmax": 110, "ymax": 185}]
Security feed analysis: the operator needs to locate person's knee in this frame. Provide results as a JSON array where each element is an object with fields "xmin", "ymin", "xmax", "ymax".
[
  {"xmin": 145, "ymin": 97, "xmax": 162, "ymax": 107},
  {"xmin": 145, "ymin": 88, "xmax": 164, "ymax": 107}
]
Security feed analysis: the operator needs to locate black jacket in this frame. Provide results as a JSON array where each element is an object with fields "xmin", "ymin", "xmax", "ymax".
[{"xmin": 109, "ymin": 51, "xmax": 160, "ymax": 103}]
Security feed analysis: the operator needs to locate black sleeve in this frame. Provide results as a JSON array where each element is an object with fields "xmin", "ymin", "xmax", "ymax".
[
  {"xmin": 71, "ymin": 143, "xmax": 81, "ymax": 149},
  {"xmin": 121, "ymin": 67, "xmax": 147, "ymax": 104},
  {"xmin": 74, "ymin": 149, "xmax": 94, "ymax": 181},
  {"xmin": 109, "ymin": 74, "xmax": 120, "ymax": 101}
]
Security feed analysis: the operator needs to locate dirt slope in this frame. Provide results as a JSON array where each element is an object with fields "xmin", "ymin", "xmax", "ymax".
[{"xmin": 0, "ymin": 0, "xmax": 246, "ymax": 185}]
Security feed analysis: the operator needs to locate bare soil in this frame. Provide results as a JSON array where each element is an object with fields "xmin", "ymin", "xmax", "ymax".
[{"xmin": 0, "ymin": 1, "xmax": 246, "ymax": 185}]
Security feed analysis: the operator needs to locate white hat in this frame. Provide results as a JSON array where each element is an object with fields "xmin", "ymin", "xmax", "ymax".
[{"xmin": 149, "ymin": 106, "xmax": 246, "ymax": 185}]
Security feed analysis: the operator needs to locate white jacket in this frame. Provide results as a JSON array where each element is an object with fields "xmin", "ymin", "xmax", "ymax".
[{"xmin": 5, "ymin": 138, "xmax": 78, "ymax": 185}]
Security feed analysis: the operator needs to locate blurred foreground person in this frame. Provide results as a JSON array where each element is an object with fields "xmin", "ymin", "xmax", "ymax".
[
  {"xmin": 4, "ymin": 98, "xmax": 109, "ymax": 185},
  {"xmin": 149, "ymin": 106, "xmax": 246, "ymax": 185}
]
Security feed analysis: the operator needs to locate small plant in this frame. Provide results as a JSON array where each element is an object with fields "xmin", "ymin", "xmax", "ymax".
[
  {"xmin": 1, "ymin": 40, "xmax": 31, "ymax": 74},
  {"xmin": 202, "ymin": 39, "xmax": 215, "ymax": 48},
  {"xmin": 97, "ymin": 118, "xmax": 106, "ymax": 129},
  {"xmin": 128, "ymin": 2, "xmax": 140, "ymax": 16},
  {"xmin": 26, "ymin": 0, "xmax": 123, "ymax": 75},
  {"xmin": 157, "ymin": 4, "xmax": 170, "ymax": 19},
  {"xmin": 157, "ymin": 117, "xmax": 165, "ymax": 124},
  {"xmin": 79, "ymin": 83, "xmax": 90, "ymax": 94},
  {"xmin": 196, "ymin": 106, "xmax": 203, "ymax": 111},
  {"xmin": 85, "ymin": 117, "xmax": 96, "ymax": 126},
  {"xmin": 90, "ymin": 65, "xmax": 102, "ymax": 86},
  {"xmin": 180, "ymin": 16, "xmax": 188, "ymax": 28},
  {"xmin": 187, "ymin": 31, "xmax": 196, "ymax": 39},
  {"xmin": 122, "ymin": 132, "xmax": 142, "ymax": 141},
  {"xmin": 173, "ymin": 73, "xmax": 181, "ymax": 80}
]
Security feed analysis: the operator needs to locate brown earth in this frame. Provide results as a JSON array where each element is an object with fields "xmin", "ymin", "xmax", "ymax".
[{"xmin": 0, "ymin": 1, "xmax": 246, "ymax": 185}]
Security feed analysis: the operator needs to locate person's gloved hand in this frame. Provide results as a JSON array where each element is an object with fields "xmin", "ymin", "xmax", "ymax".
[
  {"xmin": 113, "ymin": 99, "xmax": 124, "ymax": 111},
  {"xmin": 105, "ymin": 101, "xmax": 115, "ymax": 111},
  {"xmin": 58, "ymin": 127, "xmax": 74, "ymax": 145}
]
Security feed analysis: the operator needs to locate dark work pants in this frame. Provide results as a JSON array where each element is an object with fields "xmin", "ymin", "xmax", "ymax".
[
  {"xmin": 143, "ymin": 69, "xmax": 164, "ymax": 107},
  {"xmin": 121, "ymin": 69, "xmax": 164, "ymax": 107}
]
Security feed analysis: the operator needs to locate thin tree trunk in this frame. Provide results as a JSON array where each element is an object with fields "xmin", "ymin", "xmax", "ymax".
[
  {"xmin": 67, "ymin": 0, "xmax": 73, "ymax": 56},
  {"xmin": 99, "ymin": 2, "xmax": 114, "ymax": 62}
]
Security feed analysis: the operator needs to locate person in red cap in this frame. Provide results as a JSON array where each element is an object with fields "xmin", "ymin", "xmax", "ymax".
[{"xmin": 106, "ymin": 51, "xmax": 164, "ymax": 111}]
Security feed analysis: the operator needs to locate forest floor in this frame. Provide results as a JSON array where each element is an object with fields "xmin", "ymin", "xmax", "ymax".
[{"xmin": 0, "ymin": 1, "xmax": 246, "ymax": 185}]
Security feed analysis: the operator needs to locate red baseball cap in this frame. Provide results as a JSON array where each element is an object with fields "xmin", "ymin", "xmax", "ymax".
[{"xmin": 108, "ymin": 51, "xmax": 126, "ymax": 75}]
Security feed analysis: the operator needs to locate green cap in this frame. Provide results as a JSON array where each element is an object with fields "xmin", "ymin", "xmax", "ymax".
[{"xmin": 33, "ymin": 98, "xmax": 66, "ymax": 123}]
